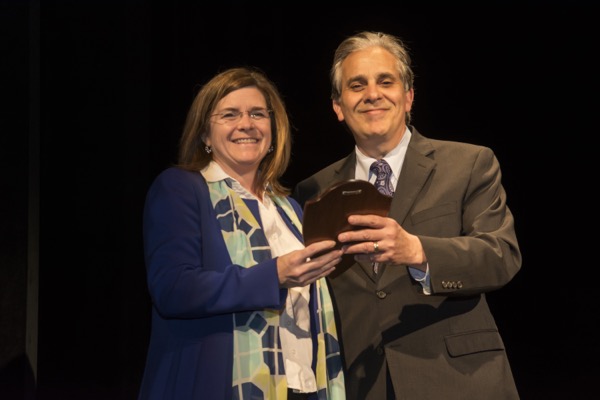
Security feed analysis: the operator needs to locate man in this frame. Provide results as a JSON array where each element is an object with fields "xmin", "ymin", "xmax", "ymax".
[{"xmin": 293, "ymin": 31, "xmax": 521, "ymax": 400}]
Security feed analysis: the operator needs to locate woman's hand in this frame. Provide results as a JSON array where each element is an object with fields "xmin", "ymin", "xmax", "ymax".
[{"xmin": 277, "ymin": 240, "xmax": 343, "ymax": 287}]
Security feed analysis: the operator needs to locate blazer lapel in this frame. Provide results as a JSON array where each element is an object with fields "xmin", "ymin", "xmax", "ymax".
[
  {"xmin": 378, "ymin": 129, "xmax": 436, "ymax": 287},
  {"xmin": 387, "ymin": 140, "xmax": 436, "ymax": 225},
  {"xmin": 333, "ymin": 153, "xmax": 357, "ymax": 182}
]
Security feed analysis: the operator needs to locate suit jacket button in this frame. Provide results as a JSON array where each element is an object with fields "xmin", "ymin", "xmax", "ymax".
[
  {"xmin": 376, "ymin": 290, "xmax": 387, "ymax": 299},
  {"xmin": 376, "ymin": 346, "xmax": 384, "ymax": 356}
]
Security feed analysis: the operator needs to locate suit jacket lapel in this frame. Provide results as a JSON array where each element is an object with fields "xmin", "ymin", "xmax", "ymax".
[
  {"xmin": 388, "ymin": 134, "xmax": 436, "ymax": 225},
  {"xmin": 379, "ymin": 129, "xmax": 436, "ymax": 287},
  {"xmin": 332, "ymin": 152, "xmax": 357, "ymax": 182}
]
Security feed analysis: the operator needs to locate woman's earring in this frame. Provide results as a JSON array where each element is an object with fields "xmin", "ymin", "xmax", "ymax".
[
  {"xmin": 205, "ymin": 145, "xmax": 212, "ymax": 154},
  {"xmin": 267, "ymin": 146, "xmax": 274, "ymax": 153}
]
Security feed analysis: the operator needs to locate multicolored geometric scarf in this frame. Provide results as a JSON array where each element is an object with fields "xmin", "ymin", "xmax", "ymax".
[{"xmin": 207, "ymin": 178, "xmax": 345, "ymax": 399}]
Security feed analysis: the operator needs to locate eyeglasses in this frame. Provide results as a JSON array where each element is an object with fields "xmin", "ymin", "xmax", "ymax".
[{"xmin": 211, "ymin": 108, "xmax": 272, "ymax": 124}]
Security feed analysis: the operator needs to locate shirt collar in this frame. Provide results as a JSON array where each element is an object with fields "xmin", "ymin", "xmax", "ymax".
[
  {"xmin": 355, "ymin": 127, "xmax": 412, "ymax": 182},
  {"xmin": 200, "ymin": 161, "xmax": 256, "ymax": 200}
]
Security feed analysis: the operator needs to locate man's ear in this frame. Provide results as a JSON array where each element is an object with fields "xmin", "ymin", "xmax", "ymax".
[
  {"xmin": 332, "ymin": 100, "xmax": 344, "ymax": 122},
  {"xmin": 405, "ymin": 88, "xmax": 415, "ymax": 113}
]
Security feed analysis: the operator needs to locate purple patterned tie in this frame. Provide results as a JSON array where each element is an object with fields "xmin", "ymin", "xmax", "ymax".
[{"xmin": 370, "ymin": 159, "xmax": 394, "ymax": 197}]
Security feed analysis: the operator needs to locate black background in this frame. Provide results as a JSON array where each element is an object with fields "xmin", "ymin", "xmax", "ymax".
[{"xmin": 4, "ymin": 1, "xmax": 597, "ymax": 399}]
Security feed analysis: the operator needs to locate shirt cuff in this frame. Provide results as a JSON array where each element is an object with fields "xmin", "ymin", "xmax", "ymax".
[{"xmin": 408, "ymin": 263, "xmax": 431, "ymax": 295}]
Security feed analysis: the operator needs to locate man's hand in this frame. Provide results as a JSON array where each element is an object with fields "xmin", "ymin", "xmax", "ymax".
[{"xmin": 338, "ymin": 214, "xmax": 426, "ymax": 268}]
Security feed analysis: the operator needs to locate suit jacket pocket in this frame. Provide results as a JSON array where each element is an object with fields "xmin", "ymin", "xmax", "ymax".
[{"xmin": 444, "ymin": 329, "xmax": 505, "ymax": 357}]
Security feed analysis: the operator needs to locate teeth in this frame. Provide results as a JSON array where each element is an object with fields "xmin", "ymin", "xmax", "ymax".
[{"xmin": 234, "ymin": 139, "xmax": 257, "ymax": 143}]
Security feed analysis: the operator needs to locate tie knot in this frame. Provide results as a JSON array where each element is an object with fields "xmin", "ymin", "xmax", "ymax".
[
  {"xmin": 370, "ymin": 160, "xmax": 394, "ymax": 196},
  {"xmin": 370, "ymin": 159, "xmax": 392, "ymax": 175}
]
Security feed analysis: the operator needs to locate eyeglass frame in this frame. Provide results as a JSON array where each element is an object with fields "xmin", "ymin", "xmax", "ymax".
[{"xmin": 210, "ymin": 108, "xmax": 273, "ymax": 124}]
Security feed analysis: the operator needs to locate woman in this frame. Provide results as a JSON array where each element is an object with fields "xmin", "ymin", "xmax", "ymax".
[{"xmin": 138, "ymin": 67, "xmax": 345, "ymax": 400}]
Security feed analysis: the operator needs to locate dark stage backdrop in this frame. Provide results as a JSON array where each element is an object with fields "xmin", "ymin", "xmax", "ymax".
[{"xmin": 7, "ymin": 1, "xmax": 597, "ymax": 399}]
